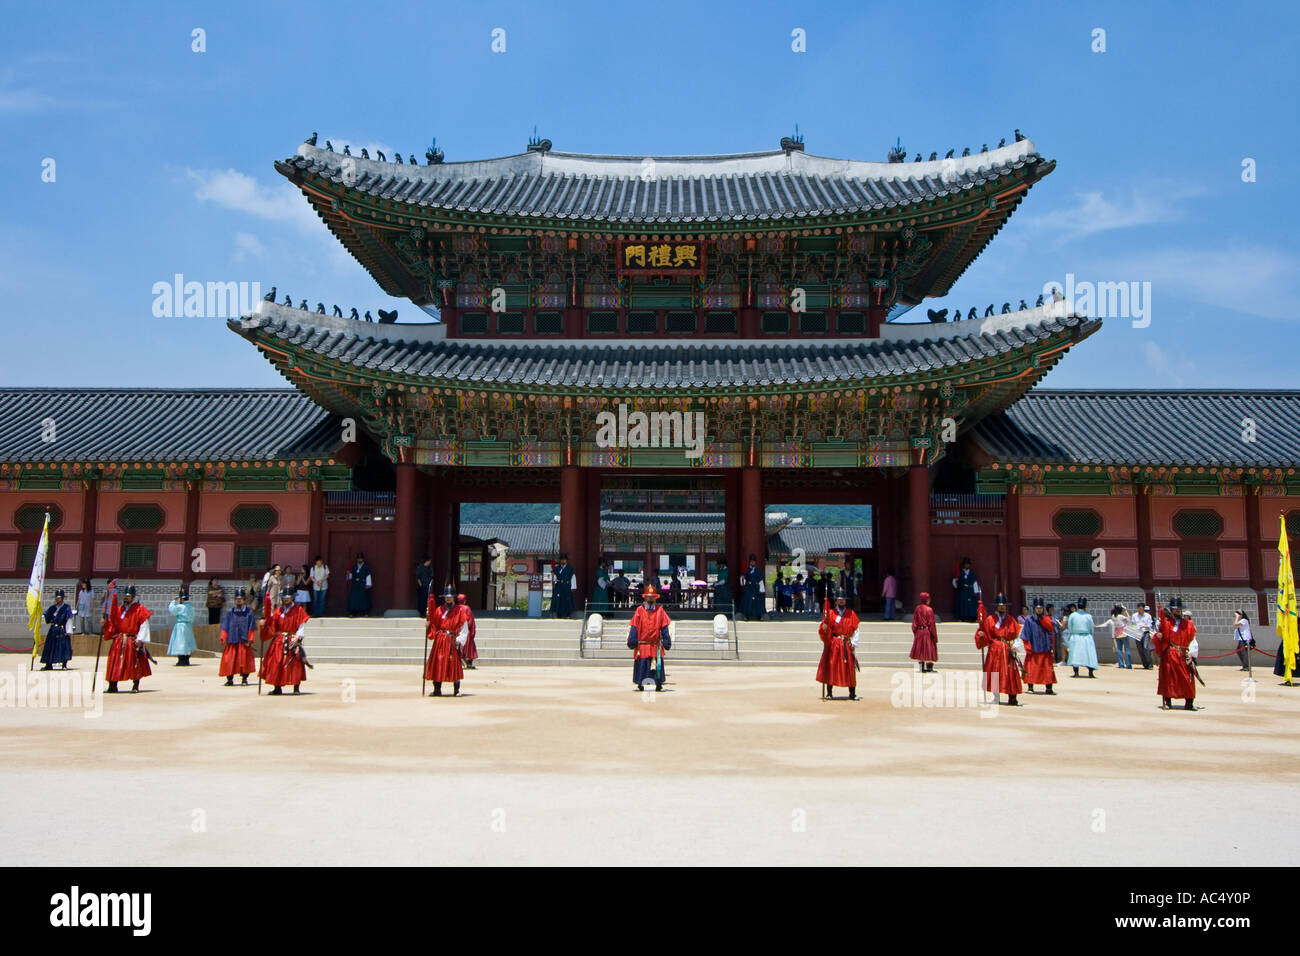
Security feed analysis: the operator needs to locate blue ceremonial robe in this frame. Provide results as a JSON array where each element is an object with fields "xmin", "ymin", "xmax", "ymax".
[
  {"xmin": 713, "ymin": 567, "xmax": 733, "ymax": 611},
  {"xmin": 1065, "ymin": 610, "xmax": 1099, "ymax": 668},
  {"xmin": 955, "ymin": 569, "xmax": 980, "ymax": 621},
  {"xmin": 551, "ymin": 563, "xmax": 575, "ymax": 617},
  {"xmin": 41, "ymin": 602, "xmax": 73, "ymax": 665},
  {"xmin": 348, "ymin": 563, "xmax": 373, "ymax": 614},
  {"xmin": 167, "ymin": 600, "xmax": 197, "ymax": 656}
]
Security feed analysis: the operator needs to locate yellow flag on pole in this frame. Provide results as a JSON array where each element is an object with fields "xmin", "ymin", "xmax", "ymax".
[
  {"xmin": 1278, "ymin": 515, "xmax": 1298, "ymax": 683},
  {"xmin": 26, "ymin": 511, "xmax": 51, "ymax": 661}
]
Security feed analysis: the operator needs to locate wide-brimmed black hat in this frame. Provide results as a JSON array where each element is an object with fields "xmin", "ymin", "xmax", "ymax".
[
  {"xmin": 1032, "ymin": 596, "xmax": 1044, "ymax": 608},
  {"xmin": 995, "ymin": 593, "xmax": 1008, "ymax": 606},
  {"xmin": 54, "ymin": 589, "xmax": 65, "ymax": 598},
  {"xmin": 234, "ymin": 588, "xmax": 246, "ymax": 598},
  {"xmin": 1077, "ymin": 597, "xmax": 1088, "ymax": 610},
  {"xmin": 123, "ymin": 584, "xmax": 137, "ymax": 597}
]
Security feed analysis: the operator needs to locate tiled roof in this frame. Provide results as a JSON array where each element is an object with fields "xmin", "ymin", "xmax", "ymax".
[
  {"xmin": 0, "ymin": 389, "xmax": 341, "ymax": 463},
  {"xmin": 460, "ymin": 522, "xmax": 557, "ymax": 553},
  {"xmin": 973, "ymin": 390, "xmax": 1300, "ymax": 468},
  {"xmin": 279, "ymin": 141, "xmax": 1052, "ymax": 225},
  {"xmin": 233, "ymin": 302, "xmax": 1097, "ymax": 392},
  {"xmin": 770, "ymin": 525, "xmax": 874, "ymax": 556}
]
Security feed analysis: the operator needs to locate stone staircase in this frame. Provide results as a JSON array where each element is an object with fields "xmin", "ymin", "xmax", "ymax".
[{"xmin": 302, "ymin": 615, "xmax": 984, "ymax": 669}]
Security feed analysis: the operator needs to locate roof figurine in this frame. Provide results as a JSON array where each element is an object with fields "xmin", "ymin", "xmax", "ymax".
[
  {"xmin": 425, "ymin": 137, "xmax": 444, "ymax": 165},
  {"xmin": 780, "ymin": 125, "xmax": 804, "ymax": 153},
  {"xmin": 526, "ymin": 127, "xmax": 551, "ymax": 154},
  {"xmin": 305, "ymin": 132, "xmax": 316, "ymax": 146},
  {"xmin": 263, "ymin": 286, "xmax": 276, "ymax": 302},
  {"xmin": 887, "ymin": 137, "xmax": 906, "ymax": 163}
]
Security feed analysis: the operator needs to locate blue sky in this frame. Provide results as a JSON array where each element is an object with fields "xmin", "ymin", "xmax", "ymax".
[{"xmin": 2, "ymin": 0, "xmax": 1296, "ymax": 389}]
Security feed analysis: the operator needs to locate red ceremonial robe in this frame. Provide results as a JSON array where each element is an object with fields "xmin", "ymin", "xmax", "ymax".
[
  {"xmin": 1156, "ymin": 610, "xmax": 1196, "ymax": 701},
  {"xmin": 817, "ymin": 608, "xmax": 860, "ymax": 687},
  {"xmin": 261, "ymin": 604, "xmax": 310, "ymax": 687},
  {"xmin": 628, "ymin": 603, "xmax": 671, "ymax": 686},
  {"xmin": 909, "ymin": 603, "xmax": 937, "ymax": 663},
  {"xmin": 103, "ymin": 597, "xmax": 153, "ymax": 682},
  {"xmin": 458, "ymin": 601, "xmax": 479, "ymax": 664},
  {"xmin": 976, "ymin": 611, "xmax": 1023, "ymax": 696},
  {"xmin": 426, "ymin": 603, "xmax": 468, "ymax": 682},
  {"xmin": 1023, "ymin": 614, "xmax": 1057, "ymax": 685}
]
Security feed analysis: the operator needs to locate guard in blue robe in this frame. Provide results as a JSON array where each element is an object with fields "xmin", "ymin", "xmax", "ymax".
[
  {"xmin": 713, "ymin": 559, "xmax": 733, "ymax": 612},
  {"xmin": 740, "ymin": 556, "xmax": 765, "ymax": 620},
  {"xmin": 40, "ymin": 591, "xmax": 73, "ymax": 669},
  {"xmin": 347, "ymin": 554, "xmax": 373, "ymax": 617},
  {"xmin": 953, "ymin": 558, "xmax": 980, "ymax": 622},
  {"xmin": 167, "ymin": 587, "xmax": 197, "ymax": 665},
  {"xmin": 551, "ymin": 555, "xmax": 575, "ymax": 618}
]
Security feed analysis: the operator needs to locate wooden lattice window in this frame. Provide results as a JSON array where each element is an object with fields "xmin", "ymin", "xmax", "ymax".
[
  {"xmin": 762, "ymin": 311, "xmax": 789, "ymax": 334},
  {"xmin": 118, "ymin": 504, "xmax": 165, "ymax": 532},
  {"xmin": 587, "ymin": 311, "xmax": 618, "ymax": 334},
  {"xmin": 1062, "ymin": 549, "xmax": 1100, "ymax": 576},
  {"xmin": 460, "ymin": 312, "xmax": 488, "ymax": 335},
  {"xmin": 236, "ymin": 545, "xmax": 269, "ymax": 571},
  {"xmin": 666, "ymin": 311, "xmax": 697, "ymax": 334},
  {"xmin": 1182, "ymin": 550, "xmax": 1219, "ymax": 578},
  {"xmin": 122, "ymin": 543, "xmax": 156, "ymax": 570},
  {"xmin": 704, "ymin": 311, "xmax": 736, "ymax": 334},
  {"xmin": 534, "ymin": 311, "xmax": 562, "ymax": 334},
  {"xmin": 15, "ymin": 504, "xmax": 62, "ymax": 531},
  {"xmin": 19, "ymin": 543, "xmax": 38, "ymax": 568},
  {"xmin": 231, "ymin": 504, "xmax": 278, "ymax": 533},
  {"xmin": 1054, "ymin": 509, "xmax": 1103, "ymax": 537},
  {"xmin": 496, "ymin": 312, "xmax": 525, "ymax": 334},
  {"xmin": 627, "ymin": 311, "xmax": 657, "ymax": 334},
  {"xmin": 1174, "ymin": 509, "xmax": 1224, "ymax": 538},
  {"xmin": 798, "ymin": 311, "xmax": 827, "ymax": 334},
  {"xmin": 836, "ymin": 312, "xmax": 866, "ymax": 334}
]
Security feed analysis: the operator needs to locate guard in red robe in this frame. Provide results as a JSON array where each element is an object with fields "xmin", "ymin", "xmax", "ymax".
[
  {"xmin": 909, "ymin": 591, "xmax": 937, "ymax": 673},
  {"xmin": 816, "ymin": 589, "xmax": 860, "ymax": 699},
  {"xmin": 260, "ymin": 589, "xmax": 311, "ymax": 695},
  {"xmin": 1156, "ymin": 597, "xmax": 1197, "ymax": 710},
  {"xmin": 1022, "ymin": 597, "xmax": 1057, "ymax": 694},
  {"xmin": 975, "ymin": 594, "xmax": 1023, "ymax": 705},
  {"xmin": 102, "ymin": 585, "xmax": 154, "ymax": 693},
  {"xmin": 218, "ymin": 588, "xmax": 257, "ymax": 685},
  {"xmin": 456, "ymin": 593, "xmax": 479, "ymax": 669},
  {"xmin": 426, "ymin": 587, "xmax": 469, "ymax": 696},
  {"xmin": 627, "ymin": 584, "xmax": 672, "ymax": 691}
]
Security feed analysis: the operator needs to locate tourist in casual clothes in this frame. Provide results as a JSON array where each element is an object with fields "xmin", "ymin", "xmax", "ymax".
[
  {"xmin": 310, "ymin": 556, "xmax": 329, "ymax": 617},
  {"xmin": 40, "ymin": 590, "xmax": 73, "ymax": 670},
  {"xmin": 550, "ymin": 554, "xmax": 575, "ymax": 618},
  {"xmin": 425, "ymin": 587, "xmax": 469, "ymax": 697},
  {"xmin": 246, "ymin": 573, "xmax": 262, "ymax": 610},
  {"xmin": 909, "ymin": 591, "xmax": 937, "ymax": 673},
  {"xmin": 456, "ymin": 593, "xmax": 479, "ymax": 669},
  {"xmin": 261, "ymin": 587, "xmax": 311, "ymax": 695},
  {"xmin": 627, "ymin": 583, "xmax": 672, "ymax": 692},
  {"xmin": 817, "ymin": 588, "xmax": 860, "ymax": 700},
  {"xmin": 100, "ymin": 578, "xmax": 118, "ymax": 627},
  {"xmin": 740, "ymin": 556, "xmax": 765, "ymax": 621},
  {"xmin": 1095, "ymin": 604, "xmax": 1132, "ymax": 669},
  {"xmin": 204, "ymin": 578, "xmax": 225, "ymax": 625},
  {"xmin": 1232, "ymin": 610, "xmax": 1255, "ymax": 671},
  {"xmin": 975, "ymin": 594, "xmax": 1022, "ymax": 705},
  {"xmin": 414, "ymin": 556, "xmax": 433, "ymax": 614},
  {"xmin": 953, "ymin": 558, "xmax": 980, "ymax": 622},
  {"xmin": 74, "ymin": 579, "xmax": 96, "ymax": 636},
  {"xmin": 1131, "ymin": 603, "xmax": 1156, "ymax": 670},
  {"xmin": 1156, "ymin": 597, "xmax": 1197, "ymax": 710},
  {"xmin": 347, "ymin": 553, "xmax": 373, "ymax": 617},
  {"xmin": 292, "ymin": 568, "xmax": 311, "ymax": 606},
  {"xmin": 167, "ymin": 586, "xmax": 197, "ymax": 666},
  {"xmin": 262, "ymin": 565, "xmax": 283, "ymax": 608},
  {"xmin": 1065, "ymin": 598, "xmax": 1099, "ymax": 678},
  {"xmin": 219, "ymin": 588, "xmax": 257, "ymax": 686},
  {"xmin": 102, "ymin": 585, "xmax": 154, "ymax": 694},
  {"xmin": 712, "ymin": 558, "xmax": 732, "ymax": 613},
  {"xmin": 881, "ymin": 569, "xmax": 898, "ymax": 621},
  {"xmin": 793, "ymin": 573, "xmax": 807, "ymax": 613},
  {"xmin": 1054, "ymin": 603, "xmax": 1074, "ymax": 664},
  {"xmin": 1022, "ymin": 597, "xmax": 1057, "ymax": 695},
  {"xmin": 593, "ymin": 559, "xmax": 610, "ymax": 613}
]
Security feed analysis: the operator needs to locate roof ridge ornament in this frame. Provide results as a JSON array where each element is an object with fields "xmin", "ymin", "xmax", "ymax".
[
  {"xmin": 887, "ymin": 137, "xmax": 906, "ymax": 163},
  {"xmin": 527, "ymin": 126, "xmax": 552, "ymax": 154},
  {"xmin": 425, "ymin": 137, "xmax": 444, "ymax": 165},
  {"xmin": 780, "ymin": 124, "xmax": 805, "ymax": 153}
]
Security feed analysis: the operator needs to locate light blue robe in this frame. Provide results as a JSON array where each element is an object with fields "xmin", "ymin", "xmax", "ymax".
[
  {"xmin": 167, "ymin": 600, "xmax": 197, "ymax": 656},
  {"xmin": 1065, "ymin": 610, "xmax": 1099, "ymax": 668}
]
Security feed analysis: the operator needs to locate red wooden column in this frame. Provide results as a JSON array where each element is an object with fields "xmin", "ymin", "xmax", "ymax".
[
  {"xmin": 867, "ymin": 286, "xmax": 890, "ymax": 338},
  {"xmin": 1005, "ymin": 485, "xmax": 1022, "ymax": 607},
  {"xmin": 560, "ymin": 465, "xmax": 582, "ymax": 576},
  {"xmin": 1245, "ymin": 486, "xmax": 1268, "ymax": 623},
  {"xmin": 1136, "ymin": 486, "xmax": 1154, "ymax": 607},
  {"xmin": 183, "ymin": 479, "xmax": 200, "ymax": 587},
  {"xmin": 741, "ymin": 467, "xmax": 764, "ymax": 572},
  {"xmin": 428, "ymin": 475, "xmax": 450, "ymax": 593},
  {"xmin": 393, "ymin": 461, "xmax": 416, "ymax": 612},
  {"xmin": 307, "ymin": 484, "xmax": 324, "ymax": 566},
  {"xmin": 79, "ymin": 479, "xmax": 99, "ymax": 582},
  {"xmin": 908, "ymin": 462, "xmax": 931, "ymax": 600},
  {"xmin": 579, "ymin": 467, "xmax": 602, "ymax": 610}
]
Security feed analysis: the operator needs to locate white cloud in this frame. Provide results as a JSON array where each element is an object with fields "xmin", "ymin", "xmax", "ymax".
[
  {"xmin": 232, "ymin": 231, "xmax": 265, "ymax": 262},
  {"xmin": 186, "ymin": 167, "xmax": 320, "ymax": 233},
  {"xmin": 1109, "ymin": 244, "xmax": 1296, "ymax": 321},
  {"xmin": 1023, "ymin": 183, "xmax": 1206, "ymax": 244},
  {"xmin": 0, "ymin": 88, "xmax": 59, "ymax": 112},
  {"xmin": 1142, "ymin": 341, "xmax": 1186, "ymax": 387}
]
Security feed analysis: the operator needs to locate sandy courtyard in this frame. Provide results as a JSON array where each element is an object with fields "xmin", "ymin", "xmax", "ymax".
[{"xmin": 1, "ymin": 652, "xmax": 1296, "ymax": 866}]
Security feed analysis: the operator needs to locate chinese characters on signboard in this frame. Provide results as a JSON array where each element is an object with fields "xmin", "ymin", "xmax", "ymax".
[{"xmin": 617, "ymin": 240, "xmax": 706, "ymax": 275}]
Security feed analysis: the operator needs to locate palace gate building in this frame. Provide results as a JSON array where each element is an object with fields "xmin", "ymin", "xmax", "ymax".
[{"xmin": 1, "ymin": 134, "xmax": 1297, "ymax": 643}]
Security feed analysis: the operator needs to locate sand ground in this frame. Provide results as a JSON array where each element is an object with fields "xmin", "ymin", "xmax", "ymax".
[{"xmin": 1, "ymin": 653, "xmax": 1296, "ymax": 866}]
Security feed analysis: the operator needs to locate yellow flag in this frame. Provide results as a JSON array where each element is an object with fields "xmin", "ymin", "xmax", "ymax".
[
  {"xmin": 1278, "ymin": 515, "xmax": 1298, "ymax": 683},
  {"xmin": 26, "ymin": 511, "xmax": 51, "ymax": 661}
]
